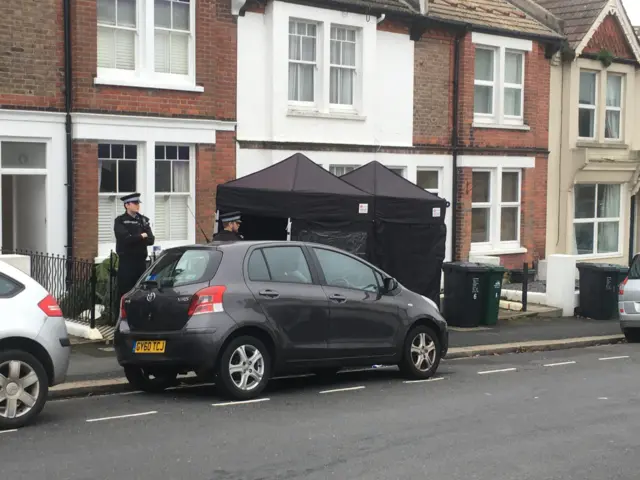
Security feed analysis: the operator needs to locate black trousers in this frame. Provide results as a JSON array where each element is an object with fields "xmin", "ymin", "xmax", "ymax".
[{"xmin": 117, "ymin": 258, "xmax": 147, "ymax": 301}]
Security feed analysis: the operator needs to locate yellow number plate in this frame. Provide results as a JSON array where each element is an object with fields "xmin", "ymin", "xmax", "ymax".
[{"xmin": 133, "ymin": 341, "xmax": 166, "ymax": 354}]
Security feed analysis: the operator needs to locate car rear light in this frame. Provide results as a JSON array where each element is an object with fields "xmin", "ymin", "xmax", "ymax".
[
  {"xmin": 120, "ymin": 296, "xmax": 127, "ymax": 320},
  {"xmin": 619, "ymin": 276, "xmax": 628, "ymax": 295},
  {"xmin": 38, "ymin": 294, "xmax": 62, "ymax": 317},
  {"xmin": 188, "ymin": 286, "xmax": 226, "ymax": 316}
]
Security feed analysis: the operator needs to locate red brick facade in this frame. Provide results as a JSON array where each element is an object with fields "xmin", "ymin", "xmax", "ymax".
[
  {"xmin": 583, "ymin": 14, "xmax": 636, "ymax": 60},
  {"xmin": 413, "ymin": 30, "xmax": 551, "ymax": 265},
  {"xmin": 0, "ymin": 0, "xmax": 65, "ymax": 110}
]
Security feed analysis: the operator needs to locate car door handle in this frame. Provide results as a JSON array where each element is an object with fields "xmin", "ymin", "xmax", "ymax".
[
  {"xmin": 329, "ymin": 294, "xmax": 347, "ymax": 303},
  {"xmin": 259, "ymin": 289, "xmax": 280, "ymax": 299}
]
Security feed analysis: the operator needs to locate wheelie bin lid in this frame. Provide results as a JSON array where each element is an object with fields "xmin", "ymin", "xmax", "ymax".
[
  {"xmin": 442, "ymin": 262, "xmax": 492, "ymax": 273},
  {"xmin": 576, "ymin": 262, "xmax": 622, "ymax": 272}
]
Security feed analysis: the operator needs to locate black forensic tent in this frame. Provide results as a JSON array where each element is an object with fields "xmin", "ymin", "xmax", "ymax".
[
  {"xmin": 216, "ymin": 153, "xmax": 374, "ymax": 257},
  {"xmin": 341, "ymin": 161, "xmax": 448, "ymax": 304}
]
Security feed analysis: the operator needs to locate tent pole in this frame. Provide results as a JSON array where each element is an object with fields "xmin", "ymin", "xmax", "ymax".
[
  {"xmin": 214, "ymin": 210, "xmax": 219, "ymax": 235},
  {"xmin": 287, "ymin": 218, "xmax": 291, "ymax": 241}
]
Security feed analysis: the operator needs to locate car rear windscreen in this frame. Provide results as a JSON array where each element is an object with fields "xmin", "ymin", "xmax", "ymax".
[
  {"xmin": 629, "ymin": 255, "xmax": 640, "ymax": 280},
  {"xmin": 143, "ymin": 249, "xmax": 222, "ymax": 287}
]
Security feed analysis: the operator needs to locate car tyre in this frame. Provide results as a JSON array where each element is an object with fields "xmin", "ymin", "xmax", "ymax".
[
  {"xmin": 398, "ymin": 325, "xmax": 442, "ymax": 380},
  {"xmin": 216, "ymin": 336, "xmax": 271, "ymax": 401},
  {"xmin": 123, "ymin": 366, "xmax": 178, "ymax": 393},
  {"xmin": 623, "ymin": 328, "xmax": 640, "ymax": 343},
  {"xmin": 0, "ymin": 350, "xmax": 49, "ymax": 430}
]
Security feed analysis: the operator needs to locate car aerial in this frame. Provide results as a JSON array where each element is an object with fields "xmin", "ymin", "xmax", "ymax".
[
  {"xmin": 619, "ymin": 254, "xmax": 640, "ymax": 342},
  {"xmin": 0, "ymin": 260, "xmax": 71, "ymax": 430},
  {"xmin": 114, "ymin": 241, "xmax": 448, "ymax": 400}
]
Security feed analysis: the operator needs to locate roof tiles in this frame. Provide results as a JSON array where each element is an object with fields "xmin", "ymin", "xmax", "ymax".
[{"xmin": 535, "ymin": 0, "xmax": 607, "ymax": 46}]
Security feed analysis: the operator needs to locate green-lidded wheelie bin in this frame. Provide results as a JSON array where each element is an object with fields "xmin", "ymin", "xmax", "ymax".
[
  {"xmin": 481, "ymin": 265, "xmax": 506, "ymax": 326},
  {"xmin": 576, "ymin": 263, "xmax": 622, "ymax": 320},
  {"xmin": 442, "ymin": 262, "xmax": 491, "ymax": 328}
]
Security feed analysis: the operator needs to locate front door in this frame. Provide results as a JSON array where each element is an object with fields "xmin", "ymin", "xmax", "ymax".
[
  {"xmin": 310, "ymin": 247, "xmax": 400, "ymax": 359},
  {"xmin": 245, "ymin": 245, "xmax": 329, "ymax": 364}
]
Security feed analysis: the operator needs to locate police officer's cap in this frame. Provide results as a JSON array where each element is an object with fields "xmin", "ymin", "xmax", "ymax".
[
  {"xmin": 220, "ymin": 211, "xmax": 242, "ymax": 223},
  {"xmin": 121, "ymin": 193, "xmax": 142, "ymax": 204}
]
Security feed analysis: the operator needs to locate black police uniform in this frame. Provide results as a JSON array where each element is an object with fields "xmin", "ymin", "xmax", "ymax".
[
  {"xmin": 114, "ymin": 196, "xmax": 155, "ymax": 300},
  {"xmin": 212, "ymin": 211, "xmax": 244, "ymax": 242}
]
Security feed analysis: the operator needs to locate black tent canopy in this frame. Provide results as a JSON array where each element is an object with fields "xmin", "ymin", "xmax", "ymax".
[
  {"xmin": 216, "ymin": 153, "xmax": 373, "ymax": 222},
  {"xmin": 341, "ymin": 161, "xmax": 448, "ymax": 304}
]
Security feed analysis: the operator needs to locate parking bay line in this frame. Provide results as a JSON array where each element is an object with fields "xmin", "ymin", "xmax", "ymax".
[
  {"xmin": 319, "ymin": 386, "xmax": 366, "ymax": 394},
  {"xmin": 403, "ymin": 377, "xmax": 445, "ymax": 384},
  {"xmin": 477, "ymin": 368, "xmax": 517, "ymax": 375},
  {"xmin": 86, "ymin": 411, "xmax": 158, "ymax": 423},
  {"xmin": 212, "ymin": 398, "xmax": 270, "ymax": 407},
  {"xmin": 599, "ymin": 356, "xmax": 630, "ymax": 361},
  {"xmin": 544, "ymin": 361, "xmax": 577, "ymax": 367},
  {"xmin": 0, "ymin": 429, "xmax": 18, "ymax": 434}
]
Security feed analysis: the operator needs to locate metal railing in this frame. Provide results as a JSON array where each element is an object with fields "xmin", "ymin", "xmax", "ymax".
[{"xmin": 1, "ymin": 248, "xmax": 121, "ymax": 329}]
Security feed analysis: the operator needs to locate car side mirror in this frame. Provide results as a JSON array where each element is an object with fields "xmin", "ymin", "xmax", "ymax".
[
  {"xmin": 159, "ymin": 278, "xmax": 174, "ymax": 289},
  {"xmin": 382, "ymin": 277, "xmax": 397, "ymax": 293}
]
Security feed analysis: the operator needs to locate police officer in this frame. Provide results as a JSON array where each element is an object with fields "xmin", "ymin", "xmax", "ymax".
[
  {"xmin": 213, "ymin": 211, "xmax": 244, "ymax": 241},
  {"xmin": 114, "ymin": 193, "xmax": 155, "ymax": 300}
]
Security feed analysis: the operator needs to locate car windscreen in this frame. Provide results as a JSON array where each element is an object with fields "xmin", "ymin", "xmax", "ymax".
[
  {"xmin": 629, "ymin": 255, "xmax": 640, "ymax": 280},
  {"xmin": 141, "ymin": 249, "xmax": 222, "ymax": 288}
]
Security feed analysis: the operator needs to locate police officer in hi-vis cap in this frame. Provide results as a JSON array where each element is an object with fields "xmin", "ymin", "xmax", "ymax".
[
  {"xmin": 114, "ymin": 192, "xmax": 155, "ymax": 301},
  {"xmin": 213, "ymin": 211, "xmax": 244, "ymax": 241}
]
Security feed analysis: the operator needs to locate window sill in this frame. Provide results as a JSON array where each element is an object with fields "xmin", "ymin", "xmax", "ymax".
[
  {"xmin": 287, "ymin": 108, "xmax": 366, "ymax": 122},
  {"xmin": 574, "ymin": 252, "xmax": 623, "ymax": 259},
  {"xmin": 472, "ymin": 122, "xmax": 530, "ymax": 131},
  {"xmin": 576, "ymin": 140, "xmax": 629, "ymax": 150},
  {"xmin": 94, "ymin": 76, "xmax": 204, "ymax": 93},
  {"xmin": 470, "ymin": 246, "xmax": 528, "ymax": 256}
]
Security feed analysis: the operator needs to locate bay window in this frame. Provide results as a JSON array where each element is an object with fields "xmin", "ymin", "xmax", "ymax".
[
  {"xmin": 573, "ymin": 184, "xmax": 621, "ymax": 255},
  {"xmin": 579, "ymin": 71, "xmax": 597, "ymax": 139},
  {"xmin": 97, "ymin": 0, "xmax": 197, "ymax": 90},
  {"xmin": 154, "ymin": 145, "xmax": 191, "ymax": 242},
  {"xmin": 471, "ymin": 169, "xmax": 522, "ymax": 250}
]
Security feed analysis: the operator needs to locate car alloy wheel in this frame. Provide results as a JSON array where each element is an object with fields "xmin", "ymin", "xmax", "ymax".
[
  {"xmin": 0, "ymin": 350, "xmax": 48, "ymax": 430},
  {"xmin": 217, "ymin": 335, "xmax": 271, "ymax": 400},
  {"xmin": 228, "ymin": 344, "xmax": 265, "ymax": 392},
  {"xmin": 398, "ymin": 326, "xmax": 441, "ymax": 380}
]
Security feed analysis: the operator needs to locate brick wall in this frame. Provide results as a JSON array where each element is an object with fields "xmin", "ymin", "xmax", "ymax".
[
  {"xmin": 458, "ymin": 35, "xmax": 550, "ymax": 151},
  {"xmin": 196, "ymin": 130, "xmax": 237, "ymax": 243},
  {"xmin": 583, "ymin": 14, "xmax": 635, "ymax": 60},
  {"xmin": 0, "ymin": 0, "xmax": 64, "ymax": 110},
  {"xmin": 72, "ymin": 141, "xmax": 99, "ymax": 261},
  {"xmin": 71, "ymin": 0, "xmax": 236, "ymax": 120},
  {"xmin": 413, "ymin": 29, "xmax": 454, "ymax": 146}
]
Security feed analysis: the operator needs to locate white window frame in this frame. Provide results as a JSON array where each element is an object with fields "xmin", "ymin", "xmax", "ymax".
[
  {"xmin": 154, "ymin": 144, "xmax": 194, "ymax": 243},
  {"xmin": 96, "ymin": 0, "xmax": 200, "ymax": 92},
  {"xmin": 471, "ymin": 33, "xmax": 531, "ymax": 128},
  {"xmin": 473, "ymin": 47, "xmax": 497, "ymax": 120},
  {"xmin": 471, "ymin": 167, "xmax": 522, "ymax": 252},
  {"xmin": 605, "ymin": 73, "xmax": 623, "ymax": 141},
  {"xmin": 578, "ymin": 70, "xmax": 598, "ymax": 140},
  {"xmin": 286, "ymin": 16, "xmax": 362, "ymax": 115},
  {"xmin": 288, "ymin": 19, "xmax": 318, "ymax": 106},
  {"xmin": 98, "ymin": 142, "xmax": 141, "ymax": 245},
  {"xmin": 329, "ymin": 25, "xmax": 358, "ymax": 109},
  {"xmin": 329, "ymin": 164, "xmax": 358, "ymax": 176},
  {"xmin": 573, "ymin": 183, "xmax": 622, "ymax": 257},
  {"xmin": 417, "ymin": 168, "xmax": 442, "ymax": 196}
]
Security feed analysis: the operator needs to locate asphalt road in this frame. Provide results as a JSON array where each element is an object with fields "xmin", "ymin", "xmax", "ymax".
[{"xmin": 2, "ymin": 344, "xmax": 639, "ymax": 480}]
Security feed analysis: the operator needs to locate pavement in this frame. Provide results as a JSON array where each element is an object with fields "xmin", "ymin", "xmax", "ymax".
[
  {"xmin": 2, "ymin": 342, "xmax": 639, "ymax": 479},
  {"xmin": 50, "ymin": 316, "xmax": 626, "ymax": 399}
]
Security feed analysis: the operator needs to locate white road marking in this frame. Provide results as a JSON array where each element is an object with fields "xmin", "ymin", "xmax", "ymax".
[
  {"xmin": 86, "ymin": 410, "xmax": 158, "ymax": 423},
  {"xmin": 0, "ymin": 429, "xmax": 18, "ymax": 434},
  {"xmin": 403, "ymin": 377, "xmax": 444, "ymax": 384},
  {"xmin": 599, "ymin": 356, "xmax": 630, "ymax": 361},
  {"xmin": 543, "ymin": 361, "xmax": 577, "ymax": 367},
  {"xmin": 212, "ymin": 398, "xmax": 270, "ymax": 407},
  {"xmin": 319, "ymin": 386, "xmax": 365, "ymax": 394},
  {"xmin": 477, "ymin": 368, "xmax": 517, "ymax": 375},
  {"xmin": 598, "ymin": 397, "xmax": 609, "ymax": 400}
]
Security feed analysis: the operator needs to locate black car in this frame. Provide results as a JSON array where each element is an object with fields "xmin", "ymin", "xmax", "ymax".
[{"xmin": 114, "ymin": 241, "xmax": 448, "ymax": 400}]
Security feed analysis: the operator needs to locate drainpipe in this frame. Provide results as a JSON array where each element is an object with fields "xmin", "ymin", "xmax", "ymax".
[
  {"xmin": 629, "ymin": 195, "xmax": 636, "ymax": 265},
  {"xmin": 63, "ymin": 0, "xmax": 73, "ymax": 258},
  {"xmin": 451, "ymin": 30, "xmax": 465, "ymax": 261}
]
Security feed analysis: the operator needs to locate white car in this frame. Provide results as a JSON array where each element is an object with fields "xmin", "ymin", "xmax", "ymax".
[{"xmin": 0, "ymin": 260, "xmax": 71, "ymax": 429}]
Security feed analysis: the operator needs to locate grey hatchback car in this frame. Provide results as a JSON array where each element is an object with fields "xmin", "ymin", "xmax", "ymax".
[
  {"xmin": 114, "ymin": 241, "xmax": 448, "ymax": 400},
  {"xmin": 619, "ymin": 255, "xmax": 640, "ymax": 342}
]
